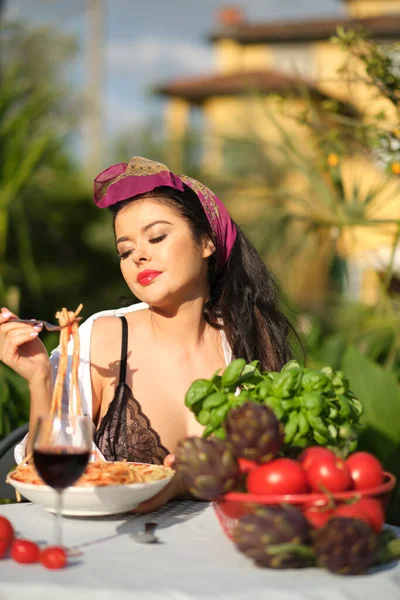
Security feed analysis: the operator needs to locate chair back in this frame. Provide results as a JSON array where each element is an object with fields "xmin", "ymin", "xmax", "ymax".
[{"xmin": 0, "ymin": 423, "xmax": 29, "ymax": 500}]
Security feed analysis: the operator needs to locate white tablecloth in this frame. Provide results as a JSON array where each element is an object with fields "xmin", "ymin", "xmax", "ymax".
[{"xmin": 1, "ymin": 501, "xmax": 400, "ymax": 600}]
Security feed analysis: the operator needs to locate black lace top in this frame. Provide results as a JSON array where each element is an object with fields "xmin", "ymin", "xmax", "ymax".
[{"xmin": 94, "ymin": 316, "xmax": 170, "ymax": 465}]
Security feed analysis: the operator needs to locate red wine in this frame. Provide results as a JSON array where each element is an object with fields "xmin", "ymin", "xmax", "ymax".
[{"xmin": 33, "ymin": 447, "xmax": 90, "ymax": 490}]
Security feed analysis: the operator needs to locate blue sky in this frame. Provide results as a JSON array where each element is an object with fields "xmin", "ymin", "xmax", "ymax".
[{"xmin": 5, "ymin": 0, "xmax": 345, "ymax": 140}]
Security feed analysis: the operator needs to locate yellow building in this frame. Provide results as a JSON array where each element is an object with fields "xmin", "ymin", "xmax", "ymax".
[{"xmin": 154, "ymin": 0, "xmax": 400, "ymax": 307}]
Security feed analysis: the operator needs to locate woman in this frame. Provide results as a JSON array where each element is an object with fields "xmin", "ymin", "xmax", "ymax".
[{"xmin": 0, "ymin": 156, "xmax": 297, "ymax": 511}]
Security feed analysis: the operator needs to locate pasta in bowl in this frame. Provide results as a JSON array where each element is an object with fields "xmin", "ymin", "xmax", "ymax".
[{"xmin": 7, "ymin": 461, "xmax": 175, "ymax": 516}]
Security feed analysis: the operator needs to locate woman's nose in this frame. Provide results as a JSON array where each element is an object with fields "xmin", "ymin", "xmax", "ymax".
[{"xmin": 132, "ymin": 247, "xmax": 151, "ymax": 265}]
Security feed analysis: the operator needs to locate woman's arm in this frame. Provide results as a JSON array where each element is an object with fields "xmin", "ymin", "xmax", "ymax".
[
  {"xmin": 0, "ymin": 308, "xmax": 53, "ymax": 458},
  {"xmin": 133, "ymin": 460, "xmax": 195, "ymax": 513},
  {"xmin": 26, "ymin": 371, "xmax": 53, "ymax": 455}
]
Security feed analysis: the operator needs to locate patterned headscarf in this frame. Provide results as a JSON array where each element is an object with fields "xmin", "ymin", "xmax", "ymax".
[{"xmin": 94, "ymin": 156, "xmax": 237, "ymax": 268}]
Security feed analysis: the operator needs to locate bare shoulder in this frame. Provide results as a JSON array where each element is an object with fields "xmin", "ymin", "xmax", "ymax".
[
  {"xmin": 89, "ymin": 317, "xmax": 122, "ymax": 423},
  {"xmin": 90, "ymin": 316, "xmax": 122, "ymax": 393},
  {"xmin": 125, "ymin": 306, "xmax": 150, "ymax": 327},
  {"xmin": 90, "ymin": 316, "xmax": 122, "ymax": 351},
  {"xmin": 90, "ymin": 309, "xmax": 149, "ymax": 357}
]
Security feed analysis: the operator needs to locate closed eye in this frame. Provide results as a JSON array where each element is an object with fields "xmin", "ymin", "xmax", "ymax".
[
  {"xmin": 118, "ymin": 249, "xmax": 133, "ymax": 260},
  {"xmin": 118, "ymin": 234, "xmax": 166, "ymax": 258},
  {"xmin": 149, "ymin": 234, "xmax": 167, "ymax": 244}
]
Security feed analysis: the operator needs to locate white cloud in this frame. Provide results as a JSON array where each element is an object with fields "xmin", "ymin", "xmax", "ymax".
[{"xmin": 107, "ymin": 36, "xmax": 214, "ymax": 76}]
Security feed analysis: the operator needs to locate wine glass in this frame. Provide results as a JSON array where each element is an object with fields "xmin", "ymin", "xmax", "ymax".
[{"xmin": 33, "ymin": 414, "xmax": 93, "ymax": 547}]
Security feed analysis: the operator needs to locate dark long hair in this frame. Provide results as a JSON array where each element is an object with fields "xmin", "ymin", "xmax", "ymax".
[{"xmin": 109, "ymin": 185, "xmax": 299, "ymax": 371}]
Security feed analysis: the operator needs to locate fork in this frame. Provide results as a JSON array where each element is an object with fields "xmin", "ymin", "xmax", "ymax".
[
  {"xmin": 130, "ymin": 522, "xmax": 159, "ymax": 544},
  {"xmin": 8, "ymin": 317, "xmax": 82, "ymax": 332}
]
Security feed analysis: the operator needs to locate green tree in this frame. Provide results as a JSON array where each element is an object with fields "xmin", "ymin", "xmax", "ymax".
[
  {"xmin": 0, "ymin": 22, "xmax": 126, "ymax": 440},
  {"xmin": 0, "ymin": 21, "xmax": 81, "ymax": 309}
]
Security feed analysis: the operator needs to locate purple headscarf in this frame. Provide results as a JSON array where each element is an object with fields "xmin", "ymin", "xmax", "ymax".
[{"xmin": 94, "ymin": 156, "xmax": 237, "ymax": 268}]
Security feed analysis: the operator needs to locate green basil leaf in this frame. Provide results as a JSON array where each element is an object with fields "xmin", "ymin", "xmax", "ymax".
[
  {"xmin": 338, "ymin": 395, "xmax": 351, "ymax": 419},
  {"xmin": 284, "ymin": 411, "xmax": 299, "ymax": 444},
  {"xmin": 203, "ymin": 392, "xmax": 227, "ymax": 410},
  {"xmin": 313, "ymin": 430, "xmax": 328, "ymax": 445},
  {"xmin": 281, "ymin": 360, "xmax": 301, "ymax": 372},
  {"xmin": 221, "ymin": 358, "xmax": 246, "ymax": 388},
  {"xmin": 258, "ymin": 379, "xmax": 272, "ymax": 400},
  {"xmin": 263, "ymin": 396, "xmax": 285, "ymax": 420},
  {"xmin": 213, "ymin": 427, "xmax": 227, "ymax": 440},
  {"xmin": 301, "ymin": 370, "xmax": 330, "ymax": 393},
  {"xmin": 301, "ymin": 392, "xmax": 324, "ymax": 416},
  {"xmin": 271, "ymin": 370, "xmax": 302, "ymax": 398},
  {"xmin": 197, "ymin": 409, "xmax": 211, "ymax": 426},
  {"xmin": 306, "ymin": 413, "xmax": 329, "ymax": 437},
  {"xmin": 298, "ymin": 410, "xmax": 310, "ymax": 436},
  {"xmin": 291, "ymin": 434, "xmax": 309, "ymax": 448},
  {"xmin": 202, "ymin": 423, "xmax": 214, "ymax": 438},
  {"xmin": 184, "ymin": 379, "xmax": 212, "ymax": 408}
]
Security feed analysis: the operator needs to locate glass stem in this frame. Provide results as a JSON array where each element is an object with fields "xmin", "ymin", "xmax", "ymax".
[{"xmin": 55, "ymin": 489, "xmax": 63, "ymax": 546}]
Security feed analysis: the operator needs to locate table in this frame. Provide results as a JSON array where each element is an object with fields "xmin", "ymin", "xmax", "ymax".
[{"xmin": 1, "ymin": 501, "xmax": 400, "ymax": 600}]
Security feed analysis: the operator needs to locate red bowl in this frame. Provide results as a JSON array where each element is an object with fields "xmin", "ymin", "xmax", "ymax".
[{"xmin": 213, "ymin": 471, "xmax": 397, "ymax": 540}]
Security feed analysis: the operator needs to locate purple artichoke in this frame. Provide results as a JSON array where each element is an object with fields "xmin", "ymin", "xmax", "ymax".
[
  {"xmin": 174, "ymin": 436, "xmax": 240, "ymax": 500},
  {"xmin": 225, "ymin": 402, "xmax": 283, "ymax": 463},
  {"xmin": 233, "ymin": 505, "xmax": 314, "ymax": 569},
  {"xmin": 314, "ymin": 517, "xmax": 378, "ymax": 575}
]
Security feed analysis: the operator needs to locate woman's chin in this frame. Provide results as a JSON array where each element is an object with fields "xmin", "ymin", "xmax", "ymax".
[
  {"xmin": 133, "ymin": 285, "xmax": 171, "ymax": 308},
  {"xmin": 132, "ymin": 280, "xmax": 205, "ymax": 310}
]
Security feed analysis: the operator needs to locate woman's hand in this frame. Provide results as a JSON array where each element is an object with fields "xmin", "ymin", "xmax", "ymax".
[
  {"xmin": 133, "ymin": 454, "xmax": 193, "ymax": 513},
  {"xmin": 0, "ymin": 307, "xmax": 51, "ymax": 384}
]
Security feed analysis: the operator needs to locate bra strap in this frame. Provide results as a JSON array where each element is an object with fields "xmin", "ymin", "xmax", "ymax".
[{"xmin": 118, "ymin": 316, "xmax": 128, "ymax": 385}]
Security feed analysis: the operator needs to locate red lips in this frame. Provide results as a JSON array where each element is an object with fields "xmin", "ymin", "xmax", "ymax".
[{"xmin": 137, "ymin": 270, "xmax": 162, "ymax": 286}]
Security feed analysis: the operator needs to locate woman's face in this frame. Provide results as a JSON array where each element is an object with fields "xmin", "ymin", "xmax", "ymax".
[{"xmin": 115, "ymin": 198, "xmax": 214, "ymax": 309}]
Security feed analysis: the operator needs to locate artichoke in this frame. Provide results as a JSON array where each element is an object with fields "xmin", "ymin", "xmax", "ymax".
[
  {"xmin": 174, "ymin": 436, "xmax": 240, "ymax": 500},
  {"xmin": 225, "ymin": 402, "xmax": 283, "ymax": 463},
  {"xmin": 233, "ymin": 505, "xmax": 314, "ymax": 569},
  {"xmin": 314, "ymin": 517, "xmax": 378, "ymax": 575}
]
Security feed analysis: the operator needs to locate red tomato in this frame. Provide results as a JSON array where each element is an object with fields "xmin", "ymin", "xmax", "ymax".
[
  {"xmin": 334, "ymin": 498, "xmax": 384, "ymax": 533},
  {"xmin": 306, "ymin": 457, "xmax": 352, "ymax": 492},
  {"xmin": 303, "ymin": 505, "xmax": 335, "ymax": 529},
  {"xmin": 346, "ymin": 452, "xmax": 384, "ymax": 490},
  {"xmin": 355, "ymin": 498, "xmax": 385, "ymax": 532},
  {"xmin": 334, "ymin": 503, "xmax": 372, "ymax": 528},
  {"xmin": 238, "ymin": 458, "xmax": 258, "ymax": 473},
  {"xmin": 40, "ymin": 546, "xmax": 67, "ymax": 570},
  {"xmin": 0, "ymin": 516, "xmax": 14, "ymax": 559},
  {"xmin": 298, "ymin": 447, "xmax": 337, "ymax": 472},
  {"xmin": 10, "ymin": 539, "xmax": 40, "ymax": 564},
  {"xmin": 247, "ymin": 458, "xmax": 308, "ymax": 495}
]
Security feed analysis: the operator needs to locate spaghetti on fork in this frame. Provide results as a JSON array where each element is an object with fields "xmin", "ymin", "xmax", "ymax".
[{"xmin": 51, "ymin": 304, "xmax": 84, "ymax": 418}]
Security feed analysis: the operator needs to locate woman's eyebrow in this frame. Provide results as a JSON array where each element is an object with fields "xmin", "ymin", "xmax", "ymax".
[
  {"xmin": 116, "ymin": 235, "xmax": 130, "ymax": 245},
  {"xmin": 142, "ymin": 220, "xmax": 172, "ymax": 233},
  {"xmin": 116, "ymin": 220, "xmax": 173, "ymax": 244}
]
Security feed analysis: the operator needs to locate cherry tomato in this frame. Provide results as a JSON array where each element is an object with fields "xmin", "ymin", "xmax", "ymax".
[
  {"xmin": 40, "ymin": 546, "xmax": 67, "ymax": 570},
  {"xmin": 303, "ymin": 505, "xmax": 335, "ymax": 529},
  {"xmin": 298, "ymin": 447, "xmax": 337, "ymax": 472},
  {"xmin": 247, "ymin": 458, "xmax": 308, "ymax": 495},
  {"xmin": 334, "ymin": 498, "xmax": 384, "ymax": 533},
  {"xmin": 306, "ymin": 457, "xmax": 352, "ymax": 492},
  {"xmin": 0, "ymin": 516, "xmax": 14, "ymax": 558},
  {"xmin": 10, "ymin": 539, "xmax": 40, "ymax": 564},
  {"xmin": 346, "ymin": 452, "xmax": 384, "ymax": 490}
]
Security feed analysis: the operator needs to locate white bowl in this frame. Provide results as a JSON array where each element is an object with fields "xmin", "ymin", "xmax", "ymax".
[{"xmin": 7, "ymin": 467, "xmax": 174, "ymax": 517}]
